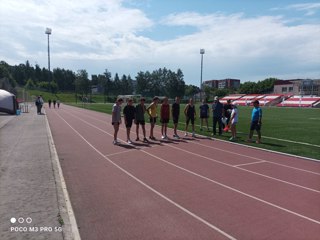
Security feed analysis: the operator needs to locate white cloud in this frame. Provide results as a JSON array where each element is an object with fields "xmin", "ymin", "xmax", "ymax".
[
  {"xmin": 287, "ymin": 2, "xmax": 320, "ymax": 16},
  {"xmin": 0, "ymin": 0, "xmax": 319, "ymax": 84}
]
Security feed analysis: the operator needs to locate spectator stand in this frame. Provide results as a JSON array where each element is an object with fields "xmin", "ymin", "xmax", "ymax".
[{"xmin": 276, "ymin": 95, "xmax": 320, "ymax": 108}]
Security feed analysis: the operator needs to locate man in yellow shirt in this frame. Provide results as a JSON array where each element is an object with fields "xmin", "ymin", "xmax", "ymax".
[{"xmin": 146, "ymin": 97, "xmax": 159, "ymax": 140}]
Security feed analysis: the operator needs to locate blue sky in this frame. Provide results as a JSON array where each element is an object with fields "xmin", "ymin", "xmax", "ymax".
[{"xmin": 0, "ymin": 0, "xmax": 319, "ymax": 86}]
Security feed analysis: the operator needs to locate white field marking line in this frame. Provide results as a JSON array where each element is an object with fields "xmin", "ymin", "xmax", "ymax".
[
  {"xmin": 63, "ymin": 108, "xmax": 320, "ymax": 192},
  {"xmin": 66, "ymin": 105, "xmax": 320, "ymax": 167},
  {"xmin": 233, "ymin": 160, "xmax": 267, "ymax": 167},
  {"xmin": 65, "ymin": 104, "xmax": 320, "ymax": 148},
  {"xmin": 190, "ymin": 141, "xmax": 320, "ymax": 176},
  {"xmin": 105, "ymin": 149, "xmax": 137, "ymax": 157},
  {"xmin": 61, "ymin": 110, "xmax": 320, "ymax": 223},
  {"xmin": 52, "ymin": 110, "xmax": 237, "ymax": 240},
  {"xmin": 175, "ymin": 120, "xmax": 320, "ymax": 148},
  {"xmin": 160, "ymin": 141, "xmax": 320, "ymax": 194},
  {"xmin": 140, "ymin": 150, "xmax": 320, "ymax": 225}
]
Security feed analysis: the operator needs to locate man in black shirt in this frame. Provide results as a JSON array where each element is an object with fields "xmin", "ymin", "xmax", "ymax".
[
  {"xmin": 171, "ymin": 97, "xmax": 180, "ymax": 139},
  {"xmin": 123, "ymin": 98, "xmax": 136, "ymax": 144}
]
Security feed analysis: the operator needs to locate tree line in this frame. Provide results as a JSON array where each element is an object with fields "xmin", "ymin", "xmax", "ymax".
[
  {"xmin": 0, "ymin": 60, "xmax": 194, "ymax": 99},
  {"xmin": 1, "ymin": 60, "xmax": 278, "ymax": 101}
]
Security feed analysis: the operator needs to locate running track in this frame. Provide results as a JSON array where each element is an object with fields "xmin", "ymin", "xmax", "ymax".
[{"xmin": 46, "ymin": 104, "xmax": 320, "ymax": 240}]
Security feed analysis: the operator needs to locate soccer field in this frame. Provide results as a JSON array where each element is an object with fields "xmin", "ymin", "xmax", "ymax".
[{"xmin": 72, "ymin": 102, "xmax": 320, "ymax": 160}]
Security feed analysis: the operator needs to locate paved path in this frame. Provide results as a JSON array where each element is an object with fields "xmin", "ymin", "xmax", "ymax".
[{"xmin": 0, "ymin": 105, "xmax": 76, "ymax": 240}]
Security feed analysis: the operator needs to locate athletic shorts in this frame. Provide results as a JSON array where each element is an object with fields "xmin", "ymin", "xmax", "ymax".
[
  {"xmin": 150, "ymin": 117, "xmax": 157, "ymax": 124},
  {"xmin": 250, "ymin": 120, "xmax": 261, "ymax": 131},
  {"xmin": 172, "ymin": 116, "xmax": 179, "ymax": 124},
  {"xmin": 135, "ymin": 120, "xmax": 145, "ymax": 125},
  {"xmin": 186, "ymin": 116, "xmax": 195, "ymax": 125},
  {"xmin": 161, "ymin": 118, "xmax": 169, "ymax": 124},
  {"xmin": 200, "ymin": 113, "xmax": 208, "ymax": 119},
  {"xmin": 125, "ymin": 118, "xmax": 134, "ymax": 128}
]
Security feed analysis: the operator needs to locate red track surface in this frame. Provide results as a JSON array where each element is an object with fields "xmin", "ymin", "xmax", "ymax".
[{"xmin": 46, "ymin": 104, "xmax": 320, "ymax": 240}]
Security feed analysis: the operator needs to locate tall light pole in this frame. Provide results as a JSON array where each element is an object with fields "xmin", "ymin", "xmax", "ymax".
[
  {"xmin": 45, "ymin": 28, "xmax": 52, "ymax": 91},
  {"xmin": 200, "ymin": 48, "xmax": 205, "ymax": 102}
]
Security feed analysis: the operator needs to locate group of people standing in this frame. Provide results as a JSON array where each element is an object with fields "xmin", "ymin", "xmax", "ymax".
[{"xmin": 112, "ymin": 96, "xmax": 262, "ymax": 145}]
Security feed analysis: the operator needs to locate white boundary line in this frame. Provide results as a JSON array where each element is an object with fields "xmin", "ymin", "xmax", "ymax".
[
  {"xmin": 190, "ymin": 141, "xmax": 320, "ymax": 176},
  {"xmin": 53, "ymin": 110, "xmax": 320, "ymax": 226},
  {"xmin": 233, "ymin": 160, "xmax": 266, "ymax": 167},
  {"xmin": 45, "ymin": 112, "xmax": 81, "ymax": 240},
  {"xmin": 52, "ymin": 110, "xmax": 237, "ymax": 240}
]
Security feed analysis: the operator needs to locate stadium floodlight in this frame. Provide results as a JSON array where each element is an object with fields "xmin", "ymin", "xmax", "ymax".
[
  {"xmin": 45, "ymin": 28, "xmax": 52, "ymax": 88},
  {"xmin": 200, "ymin": 49, "xmax": 205, "ymax": 101}
]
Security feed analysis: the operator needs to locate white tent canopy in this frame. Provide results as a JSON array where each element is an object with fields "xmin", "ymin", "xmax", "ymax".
[{"xmin": 0, "ymin": 89, "xmax": 17, "ymax": 114}]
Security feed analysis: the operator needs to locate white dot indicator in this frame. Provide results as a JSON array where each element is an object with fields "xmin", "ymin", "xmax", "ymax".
[
  {"xmin": 10, "ymin": 218, "xmax": 16, "ymax": 224},
  {"xmin": 18, "ymin": 217, "xmax": 24, "ymax": 224},
  {"xmin": 26, "ymin": 217, "xmax": 32, "ymax": 224}
]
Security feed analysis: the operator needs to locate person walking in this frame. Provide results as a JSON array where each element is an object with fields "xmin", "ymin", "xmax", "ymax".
[
  {"xmin": 35, "ymin": 96, "xmax": 42, "ymax": 114},
  {"xmin": 123, "ymin": 98, "xmax": 136, "ymax": 144},
  {"xmin": 57, "ymin": 99, "xmax": 60, "ymax": 108},
  {"xmin": 48, "ymin": 99, "xmax": 52, "ymax": 108},
  {"xmin": 184, "ymin": 98, "xmax": 196, "ymax": 137},
  {"xmin": 53, "ymin": 99, "xmax": 56, "ymax": 108},
  {"xmin": 135, "ymin": 97, "xmax": 148, "ymax": 142},
  {"xmin": 171, "ymin": 97, "xmax": 180, "ymax": 139},
  {"xmin": 160, "ymin": 97, "xmax": 170, "ymax": 139},
  {"xmin": 247, "ymin": 100, "xmax": 262, "ymax": 144},
  {"xmin": 112, "ymin": 98, "xmax": 123, "ymax": 145},
  {"xmin": 147, "ymin": 97, "xmax": 159, "ymax": 140},
  {"xmin": 212, "ymin": 96, "xmax": 224, "ymax": 136},
  {"xmin": 199, "ymin": 99, "xmax": 209, "ymax": 131}
]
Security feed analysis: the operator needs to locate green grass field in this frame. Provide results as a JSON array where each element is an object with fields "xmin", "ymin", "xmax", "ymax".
[{"xmin": 70, "ymin": 102, "xmax": 320, "ymax": 160}]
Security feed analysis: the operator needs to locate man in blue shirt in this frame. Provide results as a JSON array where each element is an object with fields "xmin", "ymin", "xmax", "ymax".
[
  {"xmin": 248, "ymin": 100, "xmax": 262, "ymax": 143},
  {"xmin": 212, "ymin": 96, "xmax": 224, "ymax": 136}
]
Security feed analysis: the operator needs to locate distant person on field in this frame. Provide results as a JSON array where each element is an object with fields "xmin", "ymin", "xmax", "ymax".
[
  {"xmin": 147, "ymin": 97, "xmax": 159, "ymax": 140},
  {"xmin": 57, "ymin": 99, "xmax": 60, "ymax": 108},
  {"xmin": 123, "ymin": 98, "xmax": 136, "ymax": 144},
  {"xmin": 228, "ymin": 104, "xmax": 239, "ymax": 141},
  {"xmin": 171, "ymin": 97, "xmax": 180, "ymax": 139},
  {"xmin": 199, "ymin": 99, "xmax": 209, "ymax": 131},
  {"xmin": 53, "ymin": 99, "xmax": 56, "ymax": 108},
  {"xmin": 247, "ymin": 100, "xmax": 262, "ymax": 144},
  {"xmin": 48, "ymin": 99, "xmax": 52, "ymax": 108},
  {"xmin": 135, "ymin": 97, "xmax": 148, "ymax": 142},
  {"xmin": 184, "ymin": 98, "xmax": 196, "ymax": 137},
  {"xmin": 160, "ymin": 97, "xmax": 170, "ymax": 139},
  {"xmin": 112, "ymin": 98, "xmax": 123, "ymax": 145},
  {"xmin": 212, "ymin": 96, "xmax": 223, "ymax": 136}
]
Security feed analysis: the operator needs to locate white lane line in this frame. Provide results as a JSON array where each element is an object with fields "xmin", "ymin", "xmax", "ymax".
[
  {"xmin": 191, "ymin": 141, "xmax": 320, "ymax": 176},
  {"xmin": 63, "ymin": 109, "xmax": 320, "ymax": 193},
  {"xmin": 105, "ymin": 149, "xmax": 137, "ymax": 157},
  {"xmin": 233, "ymin": 161, "xmax": 266, "ymax": 167},
  {"xmin": 53, "ymin": 110, "xmax": 237, "ymax": 240},
  {"xmin": 65, "ymin": 106, "xmax": 320, "ymax": 174},
  {"xmin": 60, "ymin": 110, "xmax": 320, "ymax": 224}
]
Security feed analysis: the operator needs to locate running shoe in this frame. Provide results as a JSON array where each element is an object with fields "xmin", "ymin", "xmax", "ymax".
[
  {"xmin": 135, "ymin": 138, "xmax": 140, "ymax": 141},
  {"xmin": 127, "ymin": 140, "xmax": 133, "ymax": 144},
  {"xmin": 143, "ymin": 138, "xmax": 148, "ymax": 143}
]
